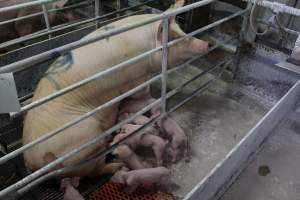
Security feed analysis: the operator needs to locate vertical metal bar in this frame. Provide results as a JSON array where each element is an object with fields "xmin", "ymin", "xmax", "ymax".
[
  {"xmin": 161, "ymin": 17, "xmax": 169, "ymax": 114},
  {"xmin": 41, "ymin": 4, "xmax": 52, "ymax": 39},
  {"xmin": 117, "ymin": 0, "xmax": 121, "ymax": 17},
  {"xmin": 95, "ymin": 0, "xmax": 100, "ymax": 29},
  {"xmin": 233, "ymin": 4, "xmax": 251, "ymax": 79}
]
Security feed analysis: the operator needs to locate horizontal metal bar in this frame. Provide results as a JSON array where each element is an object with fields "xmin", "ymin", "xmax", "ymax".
[
  {"xmin": 4, "ymin": 9, "xmax": 145, "ymax": 56},
  {"xmin": 14, "ymin": 59, "xmax": 229, "ymax": 196},
  {"xmin": 0, "ymin": 0, "xmax": 93, "ymax": 27},
  {"xmin": 168, "ymin": 9, "xmax": 248, "ymax": 48},
  {"xmin": 256, "ymin": 19, "xmax": 300, "ymax": 35},
  {"xmin": 10, "ymin": 47, "xmax": 161, "ymax": 117},
  {"xmin": 3, "ymin": 37, "xmax": 234, "ymax": 165},
  {"xmin": 244, "ymin": 0, "xmax": 300, "ymax": 17},
  {"xmin": 0, "ymin": 0, "xmax": 60, "ymax": 13},
  {"xmin": 0, "ymin": 0, "xmax": 217, "ymax": 74},
  {"xmin": 0, "ymin": 0, "xmax": 155, "ymax": 49}
]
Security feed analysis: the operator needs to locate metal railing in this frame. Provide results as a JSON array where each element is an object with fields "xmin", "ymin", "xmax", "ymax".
[
  {"xmin": 0, "ymin": 0, "xmax": 247, "ymax": 198},
  {"xmin": 0, "ymin": 0, "xmax": 155, "ymax": 51}
]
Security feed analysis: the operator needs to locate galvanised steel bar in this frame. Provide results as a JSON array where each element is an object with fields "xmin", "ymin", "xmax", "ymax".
[
  {"xmin": 161, "ymin": 18, "xmax": 169, "ymax": 114},
  {"xmin": 3, "ymin": 37, "xmax": 234, "ymax": 165},
  {"xmin": 0, "ymin": 0, "xmax": 156, "ymax": 50},
  {"xmin": 256, "ymin": 19, "xmax": 300, "ymax": 35},
  {"xmin": 0, "ymin": 0, "xmax": 217, "ymax": 74},
  {"xmin": 95, "ymin": 0, "xmax": 100, "ymax": 29},
  {"xmin": 10, "ymin": 47, "xmax": 161, "ymax": 117},
  {"xmin": 168, "ymin": 9, "xmax": 248, "ymax": 48},
  {"xmin": 0, "ymin": 0, "xmax": 93, "ymax": 27},
  {"xmin": 0, "ymin": 0, "xmax": 60, "ymax": 13},
  {"xmin": 41, "ymin": 4, "xmax": 52, "ymax": 39}
]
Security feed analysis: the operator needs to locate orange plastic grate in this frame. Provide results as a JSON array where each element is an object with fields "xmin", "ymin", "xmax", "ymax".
[{"xmin": 88, "ymin": 181, "xmax": 174, "ymax": 200}]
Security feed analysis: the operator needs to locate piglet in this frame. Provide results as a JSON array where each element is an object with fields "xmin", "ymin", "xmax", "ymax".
[
  {"xmin": 60, "ymin": 177, "xmax": 84, "ymax": 200},
  {"xmin": 111, "ymin": 167, "xmax": 170, "ymax": 194},
  {"xmin": 112, "ymin": 124, "xmax": 167, "ymax": 166},
  {"xmin": 157, "ymin": 117, "xmax": 189, "ymax": 162},
  {"xmin": 112, "ymin": 144, "xmax": 145, "ymax": 170},
  {"xmin": 118, "ymin": 113, "xmax": 151, "ymax": 125}
]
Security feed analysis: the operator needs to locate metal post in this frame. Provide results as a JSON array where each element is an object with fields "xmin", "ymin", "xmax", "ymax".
[
  {"xmin": 41, "ymin": 4, "xmax": 52, "ymax": 39},
  {"xmin": 233, "ymin": 3, "xmax": 252, "ymax": 79},
  {"xmin": 95, "ymin": 0, "xmax": 100, "ymax": 29},
  {"xmin": 161, "ymin": 17, "xmax": 169, "ymax": 114},
  {"xmin": 117, "ymin": 0, "xmax": 121, "ymax": 17}
]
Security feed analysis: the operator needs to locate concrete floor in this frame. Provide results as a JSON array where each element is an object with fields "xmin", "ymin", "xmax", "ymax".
[
  {"xmin": 150, "ymin": 59, "xmax": 269, "ymax": 199},
  {"xmin": 221, "ymin": 107, "xmax": 300, "ymax": 200}
]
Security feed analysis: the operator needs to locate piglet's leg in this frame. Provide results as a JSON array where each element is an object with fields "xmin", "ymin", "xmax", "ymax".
[
  {"xmin": 60, "ymin": 177, "xmax": 84, "ymax": 200},
  {"xmin": 113, "ymin": 145, "xmax": 145, "ymax": 170}
]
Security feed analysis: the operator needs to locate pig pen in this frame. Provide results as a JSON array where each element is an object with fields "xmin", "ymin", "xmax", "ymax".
[{"xmin": 0, "ymin": 0, "xmax": 300, "ymax": 200}]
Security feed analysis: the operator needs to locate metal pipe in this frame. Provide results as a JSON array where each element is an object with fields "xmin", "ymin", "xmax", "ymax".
[
  {"xmin": 168, "ymin": 9, "xmax": 248, "ymax": 48},
  {"xmin": 0, "ymin": 0, "xmax": 217, "ymax": 74},
  {"xmin": 10, "ymin": 47, "xmax": 161, "ymax": 117},
  {"xmin": 161, "ymin": 18, "xmax": 169, "ymax": 114},
  {"xmin": 95, "ymin": 0, "xmax": 100, "ymax": 29},
  {"xmin": 0, "ymin": 0, "xmax": 60, "ymax": 13},
  {"xmin": 3, "ymin": 58, "xmax": 229, "ymax": 197},
  {"xmin": 256, "ymin": 18, "xmax": 300, "ymax": 35},
  {"xmin": 4, "ymin": 37, "xmax": 234, "ymax": 164},
  {"xmin": 0, "ymin": 0, "xmax": 94, "ymax": 27},
  {"xmin": 244, "ymin": 0, "xmax": 300, "ymax": 17},
  {"xmin": 0, "ymin": 0, "xmax": 155, "ymax": 49},
  {"xmin": 3, "ymin": 9, "xmax": 145, "ymax": 57},
  {"xmin": 41, "ymin": 4, "xmax": 52, "ymax": 39}
]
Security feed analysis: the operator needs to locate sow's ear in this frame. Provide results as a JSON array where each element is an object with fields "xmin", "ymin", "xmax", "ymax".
[{"xmin": 156, "ymin": 0, "xmax": 186, "ymax": 42}]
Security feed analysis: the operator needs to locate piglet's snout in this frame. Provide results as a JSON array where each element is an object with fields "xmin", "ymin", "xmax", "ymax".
[{"xmin": 190, "ymin": 39, "xmax": 209, "ymax": 55}]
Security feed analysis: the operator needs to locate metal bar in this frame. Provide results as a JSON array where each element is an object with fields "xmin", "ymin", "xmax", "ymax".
[
  {"xmin": 117, "ymin": 0, "xmax": 121, "ymax": 17},
  {"xmin": 161, "ymin": 18, "xmax": 169, "ymax": 114},
  {"xmin": 233, "ymin": 3, "xmax": 251, "ymax": 78},
  {"xmin": 0, "ymin": 0, "xmax": 93, "ymax": 27},
  {"xmin": 184, "ymin": 80, "xmax": 300, "ymax": 200},
  {"xmin": 3, "ymin": 37, "xmax": 234, "ymax": 164},
  {"xmin": 95, "ymin": 0, "xmax": 100, "ymax": 29},
  {"xmin": 8, "ymin": 59, "xmax": 229, "ymax": 197},
  {"xmin": 0, "ymin": 0, "xmax": 60, "ymax": 13},
  {"xmin": 4, "ymin": 9, "xmax": 145, "ymax": 57},
  {"xmin": 41, "ymin": 4, "xmax": 52, "ymax": 39},
  {"xmin": 0, "ymin": 0, "xmax": 217, "ymax": 74},
  {"xmin": 256, "ymin": 19, "xmax": 300, "ymax": 35},
  {"xmin": 0, "ymin": 0, "xmax": 155, "ymax": 49},
  {"xmin": 244, "ymin": 0, "xmax": 300, "ymax": 17},
  {"xmin": 168, "ymin": 9, "xmax": 248, "ymax": 48},
  {"xmin": 10, "ymin": 47, "xmax": 161, "ymax": 117}
]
